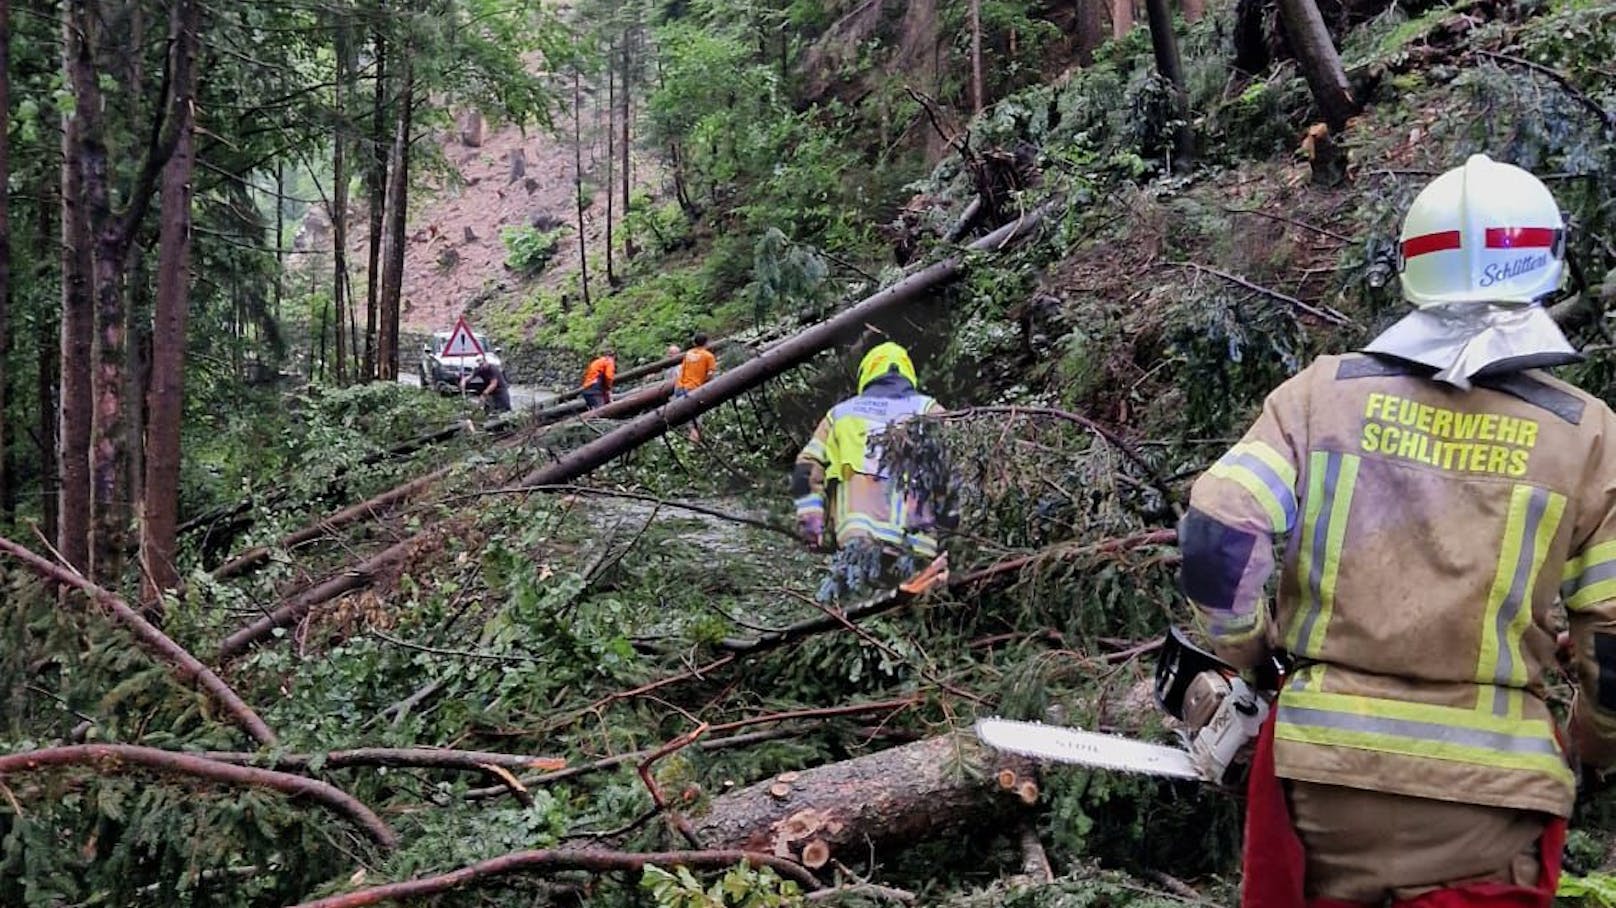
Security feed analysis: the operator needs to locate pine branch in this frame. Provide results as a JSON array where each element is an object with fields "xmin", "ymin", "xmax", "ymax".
[
  {"xmin": 0, "ymin": 535, "xmax": 278, "ymax": 746},
  {"xmin": 0, "ymin": 745, "xmax": 395, "ymax": 848},
  {"xmin": 200, "ymin": 747, "xmax": 566, "ymax": 773},
  {"xmin": 288, "ymin": 848, "xmax": 821, "ymax": 907}
]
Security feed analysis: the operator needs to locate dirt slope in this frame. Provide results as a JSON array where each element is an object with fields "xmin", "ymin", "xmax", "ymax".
[{"xmin": 301, "ymin": 99, "xmax": 647, "ymax": 337}]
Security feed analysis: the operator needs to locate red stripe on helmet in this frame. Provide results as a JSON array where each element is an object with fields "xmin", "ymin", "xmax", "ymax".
[
  {"xmin": 1484, "ymin": 227, "xmax": 1558, "ymax": 249},
  {"xmin": 1401, "ymin": 230, "xmax": 1462, "ymax": 259}
]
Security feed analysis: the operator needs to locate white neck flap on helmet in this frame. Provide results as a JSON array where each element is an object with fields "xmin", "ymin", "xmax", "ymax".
[{"xmin": 1364, "ymin": 154, "xmax": 1578, "ymax": 389}]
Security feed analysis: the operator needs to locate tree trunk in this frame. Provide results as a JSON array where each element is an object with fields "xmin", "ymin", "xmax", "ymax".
[
  {"xmin": 58, "ymin": 4, "xmax": 93, "ymax": 576},
  {"xmin": 126, "ymin": 259, "xmax": 148, "ymax": 531},
  {"xmin": 1143, "ymin": 0, "xmax": 1194, "ymax": 170},
  {"xmin": 572, "ymin": 67, "xmax": 591, "ymax": 310},
  {"xmin": 0, "ymin": 0, "xmax": 10, "ymax": 525},
  {"xmin": 332, "ymin": 21, "xmax": 351, "ymax": 385},
  {"xmin": 1276, "ymin": 0, "xmax": 1357, "ymax": 130},
  {"xmin": 1111, "ymin": 0, "xmax": 1134, "ymax": 37},
  {"xmin": 376, "ymin": 63, "xmax": 412, "ymax": 382},
  {"xmin": 968, "ymin": 0, "xmax": 984, "ymax": 113},
  {"xmin": 36, "ymin": 189, "xmax": 57, "ymax": 543},
  {"xmin": 274, "ymin": 159, "xmax": 284, "ymax": 322},
  {"xmin": 364, "ymin": 26, "xmax": 387, "ymax": 381},
  {"xmin": 1076, "ymin": 0, "xmax": 1107, "ymax": 66},
  {"xmin": 1233, "ymin": 0, "xmax": 1271, "ymax": 75},
  {"xmin": 140, "ymin": 0, "xmax": 199, "ymax": 606},
  {"xmin": 620, "ymin": 28, "xmax": 635, "ymax": 259},
  {"xmin": 605, "ymin": 41, "xmax": 616, "ymax": 287},
  {"xmin": 694, "ymin": 734, "xmax": 1037, "ymax": 866}
]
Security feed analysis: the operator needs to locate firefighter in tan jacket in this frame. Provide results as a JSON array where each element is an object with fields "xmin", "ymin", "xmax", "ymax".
[{"xmin": 1180, "ymin": 155, "xmax": 1616, "ymax": 908}]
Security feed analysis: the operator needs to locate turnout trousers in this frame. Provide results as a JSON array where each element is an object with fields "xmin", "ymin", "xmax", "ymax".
[{"xmin": 1241, "ymin": 715, "xmax": 1566, "ymax": 908}]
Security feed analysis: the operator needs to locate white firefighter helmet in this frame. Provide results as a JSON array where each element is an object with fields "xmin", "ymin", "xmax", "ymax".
[{"xmin": 1397, "ymin": 154, "xmax": 1566, "ymax": 308}]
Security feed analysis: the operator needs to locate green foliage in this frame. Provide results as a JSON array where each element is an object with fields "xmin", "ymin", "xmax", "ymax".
[
  {"xmin": 502, "ymin": 225, "xmax": 565, "ymax": 276},
  {"xmin": 751, "ymin": 228, "xmax": 831, "ymax": 324},
  {"xmin": 387, "ymin": 800, "xmax": 569, "ymax": 878},
  {"xmin": 642, "ymin": 863, "xmax": 803, "ymax": 907},
  {"xmin": 1560, "ymin": 871, "xmax": 1616, "ymax": 907}
]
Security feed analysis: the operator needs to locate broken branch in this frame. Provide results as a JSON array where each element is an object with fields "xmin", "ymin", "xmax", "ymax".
[
  {"xmin": 287, "ymin": 848, "xmax": 821, "ymax": 907},
  {"xmin": 1475, "ymin": 50, "xmax": 1615, "ymax": 130},
  {"xmin": 0, "ymin": 536, "xmax": 279, "ymax": 746},
  {"xmin": 1169, "ymin": 260, "xmax": 1354, "ymax": 327},
  {"xmin": 0, "ymin": 745, "xmax": 394, "ymax": 848},
  {"xmin": 200, "ymin": 747, "xmax": 566, "ymax": 773}
]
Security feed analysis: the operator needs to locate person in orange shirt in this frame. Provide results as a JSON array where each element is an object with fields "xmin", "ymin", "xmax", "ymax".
[
  {"xmin": 581, "ymin": 348, "xmax": 616, "ymax": 410},
  {"xmin": 674, "ymin": 333, "xmax": 717, "ymax": 440}
]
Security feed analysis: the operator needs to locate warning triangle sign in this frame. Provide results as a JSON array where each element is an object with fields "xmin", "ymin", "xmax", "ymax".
[{"xmin": 441, "ymin": 316, "xmax": 485, "ymax": 358}]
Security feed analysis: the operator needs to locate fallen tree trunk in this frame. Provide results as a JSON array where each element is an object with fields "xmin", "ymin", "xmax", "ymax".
[
  {"xmin": 288, "ymin": 848, "xmax": 820, "ymax": 908},
  {"xmin": 519, "ymin": 206, "xmax": 1049, "ymax": 488},
  {"xmin": 0, "ymin": 745, "xmax": 394, "ymax": 848},
  {"xmin": 692, "ymin": 734, "xmax": 1038, "ymax": 868},
  {"xmin": 216, "ymin": 536, "xmax": 425, "ymax": 662},
  {"xmin": 0, "ymin": 536, "xmax": 279, "ymax": 746},
  {"xmin": 214, "ymin": 382, "xmax": 676, "ymax": 662},
  {"xmin": 211, "ymin": 469, "xmax": 450, "ymax": 580}
]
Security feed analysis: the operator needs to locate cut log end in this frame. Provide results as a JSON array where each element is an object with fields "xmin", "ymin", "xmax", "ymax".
[
  {"xmin": 801, "ymin": 839, "xmax": 831, "ymax": 869},
  {"xmin": 1015, "ymin": 780, "xmax": 1039, "ymax": 805},
  {"xmin": 769, "ymin": 782, "xmax": 793, "ymax": 799},
  {"xmin": 996, "ymin": 768, "xmax": 1018, "ymax": 790}
]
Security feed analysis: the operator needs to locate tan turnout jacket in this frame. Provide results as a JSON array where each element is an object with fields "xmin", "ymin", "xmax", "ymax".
[{"xmin": 1182, "ymin": 352, "xmax": 1616, "ymax": 818}]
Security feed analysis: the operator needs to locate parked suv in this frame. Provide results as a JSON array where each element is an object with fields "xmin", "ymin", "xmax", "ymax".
[{"xmin": 419, "ymin": 331, "xmax": 509, "ymax": 393}]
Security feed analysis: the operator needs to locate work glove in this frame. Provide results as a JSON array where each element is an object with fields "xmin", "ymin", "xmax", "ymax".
[{"xmin": 797, "ymin": 513, "xmax": 824, "ymax": 549}]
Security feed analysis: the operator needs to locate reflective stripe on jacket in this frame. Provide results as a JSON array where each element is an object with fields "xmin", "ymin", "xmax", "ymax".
[
  {"xmin": 1182, "ymin": 352, "xmax": 1616, "ymax": 818},
  {"xmin": 795, "ymin": 375, "xmax": 943, "ymax": 557}
]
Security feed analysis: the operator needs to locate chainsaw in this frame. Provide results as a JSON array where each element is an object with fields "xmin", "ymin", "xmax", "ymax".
[{"xmin": 976, "ymin": 626, "xmax": 1287, "ymax": 786}]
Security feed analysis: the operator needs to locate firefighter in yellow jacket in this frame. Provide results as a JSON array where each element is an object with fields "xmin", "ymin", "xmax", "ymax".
[
  {"xmin": 792, "ymin": 342, "xmax": 944, "ymax": 560},
  {"xmin": 1180, "ymin": 155, "xmax": 1616, "ymax": 908}
]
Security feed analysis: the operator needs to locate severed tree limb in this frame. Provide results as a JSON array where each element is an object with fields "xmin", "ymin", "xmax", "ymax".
[
  {"xmin": 1220, "ymin": 205, "xmax": 1353, "ymax": 243},
  {"xmin": 0, "ymin": 745, "xmax": 395, "ymax": 848},
  {"xmin": 200, "ymin": 747, "xmax": 566, "ymax": 773},
  {"xmin": 201, "ymin": 746, "xmax": 562, "ymax": 801},
  {"xmin": 465, "ymin": 729, "xmax": 800, "ymax": 801},
  {"xmin": 638, "ymin": 724, "xmax": 710, "ymax": 848},
  {"xmin": 1475, "ymin": 50, "xmax": 1615, "ymax": 130},
  {"xmin": 212, "ymin": 469, "xmax": 449, "ymax": 580},
  {"xmin": 288, "ymin": 848, "xmax": 821, "ymax": 907},
  {"xmin": 216, "ymin": 538, "xmax": 417, "ymax": 663},
  {"xmin": 0, "ymin": 536, "xmax": 278, "ymax": 746},
  {"xmin": 719, "ymin": 532, "xmax": 1175, "ymax": 655},
  {"xmin": 466, "ymin": 702, "xmax": 920, "ymax": 802},
  {"xmin": 1169, "ymin": 260, "xmax": 1355, "ymax": 327}
]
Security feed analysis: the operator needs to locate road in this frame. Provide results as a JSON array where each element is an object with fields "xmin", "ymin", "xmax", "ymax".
[{"xmin": 397, "ymin": 370, "xmax": 557, "ymax": 411}]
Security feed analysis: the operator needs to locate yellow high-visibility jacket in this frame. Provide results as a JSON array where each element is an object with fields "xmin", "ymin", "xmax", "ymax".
[
  {"xmin": 1183, "ymin": 352, "xmax": 1616, "ymax": 818},
  {"xmin": 793, "ymin": 375, "xmax": 943, "ymax": 558}
]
